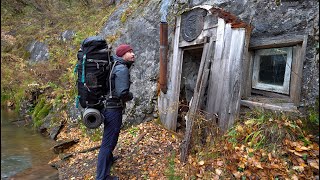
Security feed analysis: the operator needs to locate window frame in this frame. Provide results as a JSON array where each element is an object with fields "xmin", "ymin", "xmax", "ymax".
[
  {"xmin": 241, "ymin": 34, "xmax": 308, "ymax": 107},
  {"xmin": 252, "ymin": 47, "xmax": 293, "ymax": 95}
]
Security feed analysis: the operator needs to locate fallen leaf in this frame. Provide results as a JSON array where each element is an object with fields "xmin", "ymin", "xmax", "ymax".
[
  {"xmin": 270, "ymin": 164, "xmax": 280, "ymax": 169},
  {"xmin": 292, "ymin": 166, "xmax": 304, "ymax": 172},
  {"xmin": 295, "ymin": 146, "xmax": 310, "ymax": 151},
  {"xmin": 198, "ymin": 160, "xmax": 205, "ymax": 166},
  {"xmin": 236, "ymin": 125, "xmax": 244, "ymax": 133},
  {"xmin": 215, "ymin": 168, "xmax": 222, "ymax": 175},
  {"xmin": 247, "ymin": 148, "xmax": 254, "ymax": 153},
  {"xmin": 291, "ymin": 175, "xmax": 299, "ymax": 180},
  {"xmin": 253, "ymin": 161, "xmax": 263, "ymax": 169},
  {"xmin": 309, "ymin": 161, "xmax": 319, "ymax": 169},
  {"xmin": 232, "ymin": 171, "xmax": 241, "ymax": 178},
  {"xmin": 216, "ymin": 160, "xmax": 224, "ymax": 166},
  {"xmin": 238, "ymin": 162, "xmax": 246, "ymax": 169},
  {"xmin": 288, "ymin": 149, "xmax": 304, "ymax": 157},
  {"xmin": 244, "ymin": 119, "xmax": 255, "ymax": 125}
]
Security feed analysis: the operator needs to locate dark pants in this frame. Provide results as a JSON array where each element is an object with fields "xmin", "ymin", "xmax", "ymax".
[{"xmin": 96, "ymin": 108, "xmax": 122, "ymax": 180}]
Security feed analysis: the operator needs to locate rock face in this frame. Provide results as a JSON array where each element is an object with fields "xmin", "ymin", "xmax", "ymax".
[
  {"xmin": 96, "ymin": 0, "xmax": 318, "ymax": 125},
  {"xmin": 27, "ymin": 40, "xmax": 49, "ymax": 62},
  {"xmin": 60, "ymin": 30, "xmax": 75, "ymax": 42},
  {"xmin": 100, "ymin": 0, "xmax": 162, "ymax": 125}
]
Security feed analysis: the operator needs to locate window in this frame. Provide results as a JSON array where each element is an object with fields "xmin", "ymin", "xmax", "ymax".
[
  {"xmin": 252, "ymin": 47, "xmax": 293, "ymax": 95},
  {"xmin": 241, "ymin": 35, "xmax": 307, "ymax": 108}
]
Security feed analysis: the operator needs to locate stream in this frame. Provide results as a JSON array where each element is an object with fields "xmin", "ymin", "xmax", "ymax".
[{"xmin": 1, "ymin": 108, "xmax": 58, "ymax": 179}]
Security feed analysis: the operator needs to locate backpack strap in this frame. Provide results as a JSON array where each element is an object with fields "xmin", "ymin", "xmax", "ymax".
[
  {"xmin": 108, "ymin": 61, "xmax": 119, "ymax": 98},
  {"xmin": 75, "ymin": 95, "xmax": 80, "ymax": 108},
  {"xmin": 81, "ymin": 54, "xmax": 91, "ymax": 92},
  {"xmin": 81, "ymin": 54, "xmax": 86, "ymax": 83},
  {"xmin": 73, "ymin": 64, "xmax": 79, "ymax": 74}
]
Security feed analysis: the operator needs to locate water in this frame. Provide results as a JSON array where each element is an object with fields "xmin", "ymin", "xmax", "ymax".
[{"xmin": 1, "ymin": 108, "xmax": 58, "ymax": 179}]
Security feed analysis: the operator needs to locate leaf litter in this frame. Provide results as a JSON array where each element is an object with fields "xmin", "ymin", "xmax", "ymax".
[{"xmin": 49, "ymin": 116, "xmax": 319, "ymax": 179}]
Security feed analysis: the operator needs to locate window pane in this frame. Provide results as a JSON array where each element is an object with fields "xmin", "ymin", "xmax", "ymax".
[{"xmin": 258, "ymin": 54, "xmax": 287, "ymax": 86}]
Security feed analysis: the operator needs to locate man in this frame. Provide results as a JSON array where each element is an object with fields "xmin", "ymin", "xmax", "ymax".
[{"xmin": 96, "ymin": 44, "xmax": 135, "ymax": 180}]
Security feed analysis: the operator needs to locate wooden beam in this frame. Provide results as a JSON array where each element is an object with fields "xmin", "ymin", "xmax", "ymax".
[
  {"xmin": 180, "ymin": 38, "xmax": 213, "ymax": 163},
  {"xmin": 241, "ymin": 28, "xmax": 253, "ymax": 99},
  {"xmin": 251, "ymin": 89, "xmax": 290, "ymax": 99},
  {"xmin": 249, "ymin": 34, "xmax": 305, "ymax": 50},
  {"xmin": 223, "ymin": 28, "xmax": 246, "ymax": 130},
  {"xmin": 159, "ymin": 16, "xmax": 182, "ymax": 131},
  {"xmin": 240, "ymin": 100, "xmax": 299, "ymax": 113},
  {"xmin": 179, "ymin": 36, "xmax": 209, "ymax": 48},
  {"xmin": 290, "ymin": 35, "xmax": 307, "ymax": 106},
  {"xmin": 214, "ymin": 23, "xmax": 233, "ymax": 131},
  {"xmin": 206, "ymin": 18, "xmax": 226, "ymax": 118}
]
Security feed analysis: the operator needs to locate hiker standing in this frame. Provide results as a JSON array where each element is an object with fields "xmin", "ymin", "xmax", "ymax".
[{"xmin": 96, "ymin": 44, "xmax": 135, "ymax": 180}]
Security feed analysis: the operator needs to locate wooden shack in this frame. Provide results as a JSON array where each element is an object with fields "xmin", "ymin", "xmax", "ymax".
[{"xmin": 158, "ymin": 5, "xmax": 251, "ymax": 132}]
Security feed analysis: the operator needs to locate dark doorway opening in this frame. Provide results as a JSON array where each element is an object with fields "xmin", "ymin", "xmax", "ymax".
[{"xmin": 177, "ymin": 47, "xmax": 203, "ymax": 133}]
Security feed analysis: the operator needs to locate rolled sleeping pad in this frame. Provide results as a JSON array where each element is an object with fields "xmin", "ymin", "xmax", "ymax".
[{"xmin": 83, "ymin": 108, "xmax": 103, "ymax": 129}]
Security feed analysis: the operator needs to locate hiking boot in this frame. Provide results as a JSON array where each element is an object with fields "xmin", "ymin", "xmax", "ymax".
[{"xmin": 106, "ymin": 175, "xmax": 119, "ymax": 180}]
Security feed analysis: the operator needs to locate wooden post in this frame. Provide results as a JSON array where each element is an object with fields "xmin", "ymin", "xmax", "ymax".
[
  {"xmin": 159, "ymin": 16, "xmax": 182, "ymax": 131},
  {"xmin": 180, "ymin": 38, "xmax": 213, "ymax": 163}
]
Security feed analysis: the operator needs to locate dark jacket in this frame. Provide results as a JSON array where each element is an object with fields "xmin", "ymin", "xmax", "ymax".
[{"xmin": 107, "ymin": 55, "xmax": 133, "ymax": 105}]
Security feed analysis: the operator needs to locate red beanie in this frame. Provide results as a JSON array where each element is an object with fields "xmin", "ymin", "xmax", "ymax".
[{"xmin": 116, "ymin": 44, "xmax": 133, "ymax": 57}]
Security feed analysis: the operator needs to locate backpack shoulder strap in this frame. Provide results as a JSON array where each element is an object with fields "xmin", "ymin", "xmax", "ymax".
[{"xmin": 108, "ymin": 60, "xmax": 119, "ymax": 98}]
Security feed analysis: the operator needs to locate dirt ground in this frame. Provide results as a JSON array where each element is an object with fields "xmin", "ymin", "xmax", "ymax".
[{"xmin": 49, "ymin": 120, "xmax": 183, "ymax": 179}]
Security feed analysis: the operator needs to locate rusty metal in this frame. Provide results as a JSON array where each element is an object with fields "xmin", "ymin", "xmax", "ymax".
[{"xmin": 159, "ymin": 22, "xmax": 168, "ymax": 94}]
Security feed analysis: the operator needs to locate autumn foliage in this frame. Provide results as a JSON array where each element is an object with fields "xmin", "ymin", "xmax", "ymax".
[{"xmin": 51, "ymin": 108, "xmax": 319, "ymax": 179}]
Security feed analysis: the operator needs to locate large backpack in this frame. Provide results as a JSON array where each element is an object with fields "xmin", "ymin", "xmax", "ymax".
[{"xmin": 75, "ymin": 36, "xmax": 112, "ymax": 110}]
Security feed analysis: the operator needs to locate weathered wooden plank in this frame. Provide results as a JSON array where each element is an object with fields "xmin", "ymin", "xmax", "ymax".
[
  {"xmin": 249, "ymin": 34, "xmax": 305, "ymax": 49},
  {"xmin": 198, "ymin": 40, "xmax": 216, "ymax": 110},
  {"xmin": 180, "ymin": 39, "xmax": 211, "ymax": 163},
  {"xmin": 159, "ymin": 16, "xmax": 182, "ymax": 131},
  {"xmin": 290, "ymin": 36, "xmax": 307, "ymax": 106},
  {"xmin": 219, "ymin": 28, "xmax": 245, "ymax": 131},
  {"xmin": 241, "ymin": 28, "xmax": 252, "ymax": 99},
  {"xmin": 251, "ymin": 89, "xmax": 291, "ymax": 99},
  {"xmin": 212, "ymin": 22, "xmax": 233, "ymax": 128},
  {"xmin": 240, "ymin": 100, "xmax": 299, "ymax": 113},
  {"xmin": 225, "ymin": 29, "xmax": 246, "ymax": 130},
  {"xmin": 245, "ymin": 52, "xmax": 254, "ymax": 98},
  {"xmin": 205, "ymin": 18, "xmax": 226, "ymax": 118},
  {"xmin": 179, "ymin": 36, "xmax": 209, "ymax": 48}
]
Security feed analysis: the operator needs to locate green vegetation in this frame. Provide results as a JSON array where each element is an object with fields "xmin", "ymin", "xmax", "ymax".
[
  {"xmin": 1, "ymin": 0, "xmax": 118, "ymax": 112},
  {"xmin": 79, "ymin": 121, "xmax": 103, "ymax": 142},
  {"xmin": 32, "ymin": 97, "xmax": 52, "ymax": 128},
  {"xmin": 32, "ymin": 97, "xmax": 46, "ymax": 118},
  {"xmin": 308, "ymin": 97, "xmax": 319, "ymax": 126},
  {"xmin": 128, "ymin": 126, "xmax": 139, "ymax": 137},
  {"xmin": 165, "ymin": 152, "xmax": 182, "ymax": 180},
  {"xmin": 1, "ymin": 1, "xmax": 121, "ymax": 138}
]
